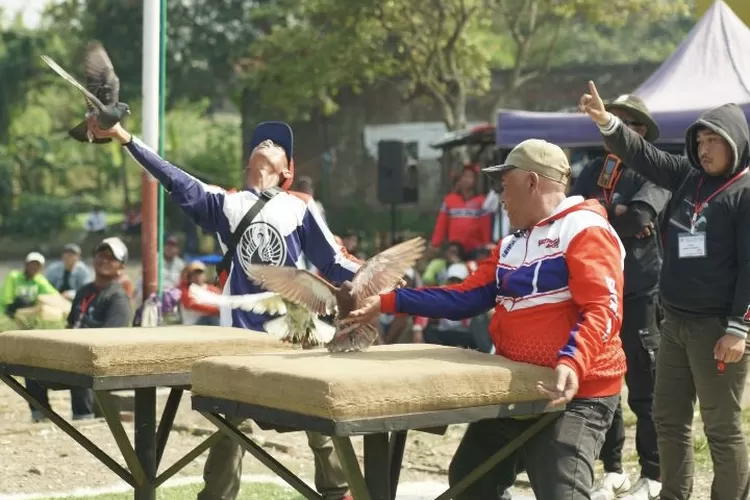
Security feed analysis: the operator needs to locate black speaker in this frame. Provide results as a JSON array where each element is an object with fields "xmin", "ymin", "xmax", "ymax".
[
  {"xmin": 377, "ymin": 140, "xmax": 420, "ymax": 205},
  {"xmin": 377, "ymin": 140, "xmax": 406, "ymax": 205}
]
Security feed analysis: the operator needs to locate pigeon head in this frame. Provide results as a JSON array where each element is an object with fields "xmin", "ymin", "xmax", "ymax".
[{"xmin": 115, "ymin": 102, "xmax": 131, "ymax": 115}]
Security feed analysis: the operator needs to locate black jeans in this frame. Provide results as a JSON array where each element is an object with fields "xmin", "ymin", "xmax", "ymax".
[
  {"xmin": 25, "ymin": 379, "xmax": 95, "ymax": 418},
  {"xmin": 598, "ymin": 294, "xmax": 660, "ymax": 480},
  {"xmin": 449, "ymin": 396, "xmax": 618, "ymax": 500}
]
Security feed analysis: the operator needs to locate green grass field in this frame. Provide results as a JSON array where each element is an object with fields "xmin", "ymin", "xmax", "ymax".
[{"xmin": 39, "ymin": 482, "xmax": 303, "ymax": 500}]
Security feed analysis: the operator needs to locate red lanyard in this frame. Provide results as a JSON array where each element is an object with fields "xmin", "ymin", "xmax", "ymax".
[
  {"xmin": 74, "ymin": 293, "xmax": 97, "ymax": 328},
  {"xmin": 692, "ymin": 167, "xmax": 748, "ymax": 231},
  {"xmin": 601, "ymin": 169, "xmax": 624, "ymax": 206}
]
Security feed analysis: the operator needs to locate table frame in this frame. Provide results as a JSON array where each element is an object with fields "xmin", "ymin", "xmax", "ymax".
[
  {"xmin": 0, "ymin": 363, "xmax": 222, "ymax": 500},
  {"xmin": 192, "ymin": 394, "xmax": 561, "ymax": 500}
]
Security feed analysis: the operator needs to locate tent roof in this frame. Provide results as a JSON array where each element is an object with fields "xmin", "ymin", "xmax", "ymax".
[{"xmin": 496, "ymin": 0, "xmax": 750, "ymax": 147}]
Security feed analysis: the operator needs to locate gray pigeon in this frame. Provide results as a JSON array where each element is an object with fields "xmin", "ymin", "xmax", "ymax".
[{"xmin": 41, "ymin": 41, "xmax": 130, "ymax": 144}]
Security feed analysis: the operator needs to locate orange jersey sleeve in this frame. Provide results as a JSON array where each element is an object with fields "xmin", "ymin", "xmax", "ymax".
[{"xmin": 556, "ymin": 226, "xmax": 624, "ymax": 381}]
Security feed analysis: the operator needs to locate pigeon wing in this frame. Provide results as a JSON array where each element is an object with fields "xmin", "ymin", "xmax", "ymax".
[
  {"xmin": 351, "ymin": 236, "xmax": 426, "ymax": 300},
  {"xmin": 41, "ymin": 55, "xmax": 105, "ymax": 110},
  {"xmin": 84, "ymin": 41, "xmax": 120, "ymax": 105},
  {"xmin": 187, "ymin": 284, "xmax": 287, "ymax": 315},
  {"xmin": 246, "ymin": 265, "xmax": 337, "ymax": 316}
]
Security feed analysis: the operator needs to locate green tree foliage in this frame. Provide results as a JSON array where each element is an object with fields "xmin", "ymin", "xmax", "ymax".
[
  {"xmin": 243, "ymin": 0, "xmax": 493, "ymax": 131},
  {"xmin": 245, "ymin": 0, "xmax": 692, "ymax": 129}
]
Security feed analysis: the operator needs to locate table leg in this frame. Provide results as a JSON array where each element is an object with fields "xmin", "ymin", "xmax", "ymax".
[
  {"xmin": 332, "ymin": 436, "xmax": 371, "ymax": 500},
  {"xmin": 388, "ymin": 431, "xmax": 408, "ymax": 500},
  {"xmin": 364, "ymin": 434, "xmax": 390, "ymax": 500},
  {"xmin": 134, "ymin": 387, "xmax": 157, "ymax": 500}
]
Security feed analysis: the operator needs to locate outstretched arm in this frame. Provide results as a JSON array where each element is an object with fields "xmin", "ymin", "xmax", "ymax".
[
  {"xmin": 580, "ymin": 80, "xmax": 693, "ymax": 192},
  {"xmin": 92, "ymin": 121, "xmax": 227, "ymax": 233},
  {"xmin": 379, "ymin": 246, "xmax": 499, "ymax": 320},
  {"xmin": 599, "ymin": 116, "xmax": 692, "ymax": 192}
]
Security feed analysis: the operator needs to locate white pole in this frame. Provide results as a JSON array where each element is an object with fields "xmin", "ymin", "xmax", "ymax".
[
  {"xmin": 142, "ymin": 0, "xmax": 160, "ymax": 150},
  {"xmin": 140, "ymin": 0, "xmax": 160, "ymax": 303}
]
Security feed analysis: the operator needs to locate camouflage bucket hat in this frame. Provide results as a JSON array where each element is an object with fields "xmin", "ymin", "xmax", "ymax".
[{"xmin": 605, "ymin": 94, "xmax": 660, "ymax": 143}]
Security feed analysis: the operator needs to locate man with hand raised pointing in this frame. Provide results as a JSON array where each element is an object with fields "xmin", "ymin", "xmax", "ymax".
[{"xmin": 581, "ymin": 81, "xmax": 750, "ymax": 500}]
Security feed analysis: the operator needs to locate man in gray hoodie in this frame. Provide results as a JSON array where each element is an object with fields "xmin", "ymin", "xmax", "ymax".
[{"xmin": 581, "ymin": 81, "xmax": 750, "ymax": 500}]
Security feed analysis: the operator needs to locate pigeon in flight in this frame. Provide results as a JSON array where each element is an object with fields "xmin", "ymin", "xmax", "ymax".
[
  {"xmin": 246, "ymin": 237, "xmax": 426, "ymax": 352},
  {"xmin": 41, "ymin": 41, "xmax": 130, "ymax": 143}
]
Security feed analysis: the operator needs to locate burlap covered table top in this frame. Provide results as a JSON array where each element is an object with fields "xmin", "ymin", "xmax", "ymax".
[
  {"xmin": 191, "ymin": 344, "xmax": 555, "ymax": 421},
  {"xmin": 0, "ymin": 326, "xmax": 289, "ymax": 377}
]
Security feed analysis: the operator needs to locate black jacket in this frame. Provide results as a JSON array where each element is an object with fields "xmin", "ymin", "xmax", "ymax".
[
  {"xmin": 600, "ymin": 103, "xmax": 750, "ymax": 338},
  {"xmin": 571, "ymin": 158, "xmax": 670, "ymax": 298}
]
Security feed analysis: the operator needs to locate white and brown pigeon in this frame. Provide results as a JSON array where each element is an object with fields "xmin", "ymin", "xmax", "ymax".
[{"xmin": 245, "ymin": 237, "xmax": 426, "ymax": 352}]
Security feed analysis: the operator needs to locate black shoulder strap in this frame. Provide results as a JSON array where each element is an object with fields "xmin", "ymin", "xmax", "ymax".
[{"xmin": 217, "ymin": 187, "xmax": 281, "ymax": 274}]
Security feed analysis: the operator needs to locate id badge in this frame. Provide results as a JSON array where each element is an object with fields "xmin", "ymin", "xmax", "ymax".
[{"xmin": 678, "ymin": 232, "xmax": 706, "ymax": 258}]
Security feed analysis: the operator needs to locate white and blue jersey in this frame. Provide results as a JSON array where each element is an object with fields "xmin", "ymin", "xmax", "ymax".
[{"xmin": 125, "ymin": 137, "xmax": 361, "ymax": 332}]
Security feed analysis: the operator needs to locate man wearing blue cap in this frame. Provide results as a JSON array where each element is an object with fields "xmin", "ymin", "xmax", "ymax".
[{"xmin": 88, "ymin": 118, "xmax": 356, "ymax": 500}]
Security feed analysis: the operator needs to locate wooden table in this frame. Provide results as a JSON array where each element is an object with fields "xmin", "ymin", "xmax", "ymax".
[
  {"xmin": 190, "ymin": 344, "xmax": 563, "ymax": 500},
  {"xmin": 0, "ymin": 326, "xmax": 288, "ymax": 500}
]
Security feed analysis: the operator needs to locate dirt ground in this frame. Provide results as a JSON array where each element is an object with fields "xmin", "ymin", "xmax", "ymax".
[{"xmin": 0, "ymin": 380, "xmax": 720, "ymax": 499}]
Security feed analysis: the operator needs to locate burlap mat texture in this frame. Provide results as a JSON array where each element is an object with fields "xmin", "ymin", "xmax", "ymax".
[
  {"xmin": 0, "ymin": 326, "xmax": 289, "ymax": 376},
  {"xmin": 191, "ymin": 344, "xmax": 554, "ymax": 420}
]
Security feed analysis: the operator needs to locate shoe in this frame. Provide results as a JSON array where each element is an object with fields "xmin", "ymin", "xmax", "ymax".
[
  {"xmin": 620, "ymin": 478, "xmax": 661, "ymax": 500},
  {"xmin": 591, "ymin": 471, "xmax": 632, "ymax": 500},
  {"xmin": 31, "ymin": 410, "xmax": 46, "ymax": 423}
]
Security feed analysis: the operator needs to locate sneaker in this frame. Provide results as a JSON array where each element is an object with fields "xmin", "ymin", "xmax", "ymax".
[
  {"xmin": 591, "ymin": 472, "xmax": 632, "ymax": 500},
  {"xmin": 620, "ymin": 478, "xmax": 661, "ymax": 500}
]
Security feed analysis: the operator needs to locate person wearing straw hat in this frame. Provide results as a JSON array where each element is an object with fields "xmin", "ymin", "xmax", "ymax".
[{"xmin": 570, "ymin": 94, "xmax": 669, "ymax": 500}]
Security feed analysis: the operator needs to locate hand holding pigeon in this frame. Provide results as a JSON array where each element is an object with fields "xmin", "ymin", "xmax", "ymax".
[{"xmin": 246, "ymin": 237, "xmax": 426, "ymax": 352}]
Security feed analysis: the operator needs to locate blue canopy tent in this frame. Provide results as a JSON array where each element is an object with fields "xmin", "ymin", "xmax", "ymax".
[{"xmin": 495, "ymin": 0, "xmax": 750, "ymax": 148}]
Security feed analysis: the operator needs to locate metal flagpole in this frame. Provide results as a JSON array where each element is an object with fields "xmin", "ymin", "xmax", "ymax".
[{"xmin": 140, "ymin": 0, "xmax": 160, "ymax": 302}]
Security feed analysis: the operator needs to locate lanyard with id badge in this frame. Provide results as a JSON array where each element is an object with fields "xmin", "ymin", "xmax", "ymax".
[{"xmin": 679, "ymin": 168, "xmax": 748, "ymax": 259}]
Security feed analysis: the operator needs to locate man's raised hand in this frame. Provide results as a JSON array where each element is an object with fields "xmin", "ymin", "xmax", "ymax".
[{"xmin": 579, "ymin": 81, "xmax": 610, "ymax": 126}]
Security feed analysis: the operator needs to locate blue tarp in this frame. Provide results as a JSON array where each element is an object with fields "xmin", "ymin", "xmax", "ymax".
[{"xmin": 496, "ymin": 0, "xmax": 750, "ymax": 147}]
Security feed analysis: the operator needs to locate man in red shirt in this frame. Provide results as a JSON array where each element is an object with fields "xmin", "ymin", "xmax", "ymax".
[{"xmin": 430, "ymin": 164, "xmax": 492, "ymax": 258}]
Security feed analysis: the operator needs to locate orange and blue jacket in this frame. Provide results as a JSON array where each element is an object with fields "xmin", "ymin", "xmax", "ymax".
[
  {"xmin": 431, "ymin": 192, "xmax": 492, "ymax": 253},
  {"xmin": 383, "ymin": 197, "xmax": 627, "ymax": 398}
]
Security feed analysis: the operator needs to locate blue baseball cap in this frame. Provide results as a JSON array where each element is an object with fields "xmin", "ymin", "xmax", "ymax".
[{"xmin": 250, "ymin": 121, "xmax": 293, "ymax": 162}]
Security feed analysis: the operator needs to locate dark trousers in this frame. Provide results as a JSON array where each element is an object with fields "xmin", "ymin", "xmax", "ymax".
[
  {"xmin": 654, "ymin": 311, "xmax": 750, "ymax": 500},
  {"xmin": 449, "ymin": 396, "xmax": 618, "ymax": 500},
  {"xmin": 598, "ymin": 294, "xmax": 660, "ymax": 480},
  {"xmin": 25, "ymin": 379, "xmax": 95, "ymax": 418}
]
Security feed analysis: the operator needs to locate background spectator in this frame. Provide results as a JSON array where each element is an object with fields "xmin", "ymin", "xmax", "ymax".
[
  {"xmin": 45, "ymin": 243, "xmax": 92, "ymax": 300},
  {"xmin": 1, "ymin": 252, "xmax": 58, "ymax": 318}
]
